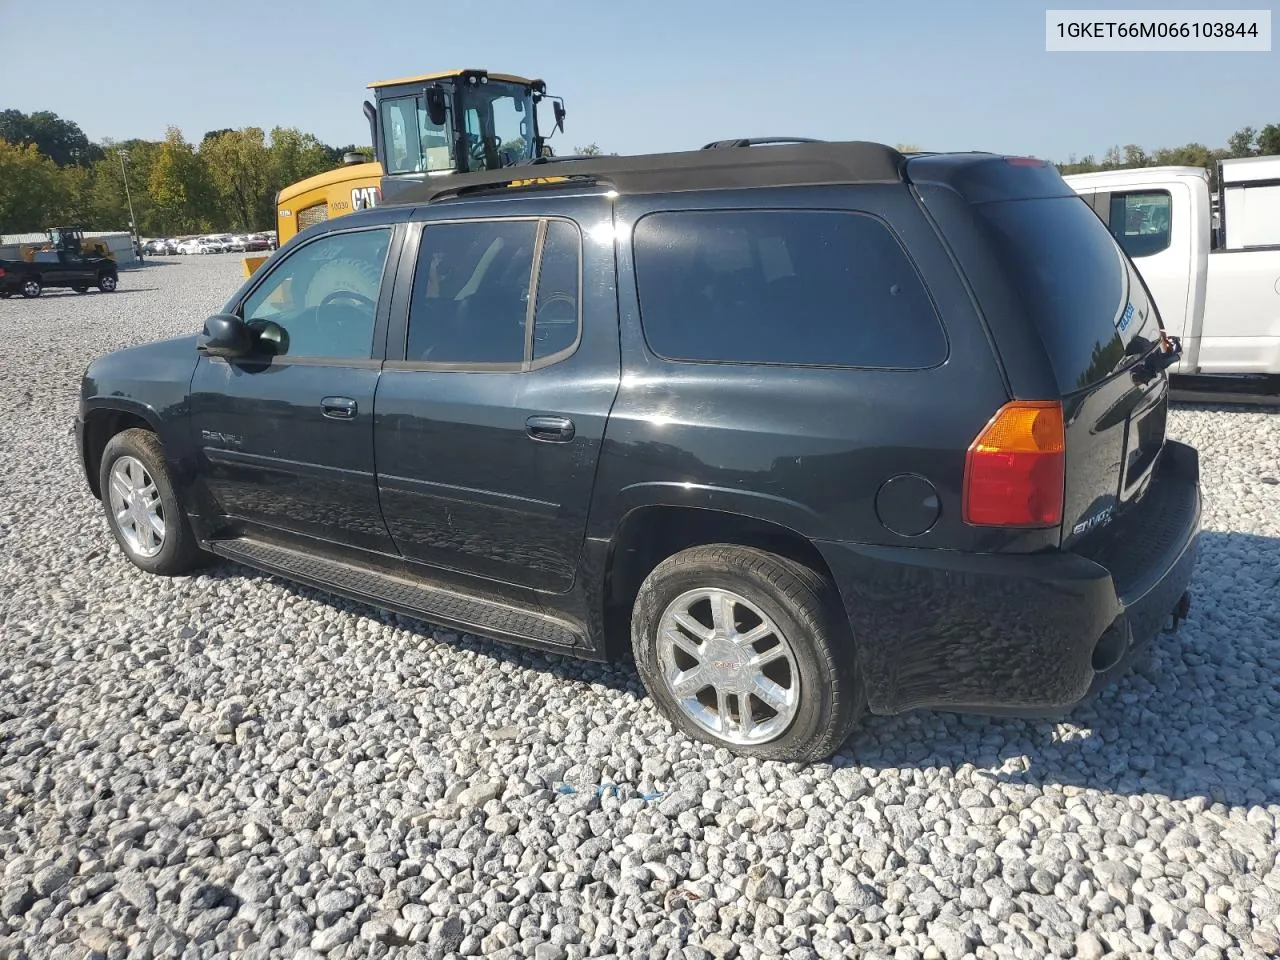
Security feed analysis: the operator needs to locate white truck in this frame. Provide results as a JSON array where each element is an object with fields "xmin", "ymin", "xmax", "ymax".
[{"xmin": 1064, "ymin": 156, "xmax": 1280, "ymax": 386}]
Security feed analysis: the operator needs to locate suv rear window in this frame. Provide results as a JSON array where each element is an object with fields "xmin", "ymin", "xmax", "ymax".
[
  {"xmin": 632, "ymin": 209, "xmax": 947, "ymax": 369},
  {"xmin": 973, "ymin": 196, "xmax": 1159, "ymax": 393}
]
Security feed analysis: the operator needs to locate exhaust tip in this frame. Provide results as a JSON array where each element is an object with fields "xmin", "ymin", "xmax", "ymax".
[{"xmin": 1091, "ymin": 622, "xmax": 1128, "ymax": 673}]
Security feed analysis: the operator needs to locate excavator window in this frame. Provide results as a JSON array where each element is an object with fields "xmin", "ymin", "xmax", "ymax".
[{"xmin": 380, "ymin": 96, "xmax": 453, "ymax": 176}]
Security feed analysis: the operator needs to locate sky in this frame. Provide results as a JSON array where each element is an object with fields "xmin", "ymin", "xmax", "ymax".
[{"xmin": 2, "ymin": 0, "xmax": 1276, "ymax": 162}]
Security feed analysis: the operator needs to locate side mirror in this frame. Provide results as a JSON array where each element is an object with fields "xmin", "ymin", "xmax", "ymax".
[
  {"xmin": 553, "ymin": 100, "xmax": 566, "ymax": 134},
  {"xmin": 197, "ymin": 314, "xmax": 252, "ymax": 358},
  {"xmin": 426, "ymin": 86, "xmax": 448, "ymax": 128}
]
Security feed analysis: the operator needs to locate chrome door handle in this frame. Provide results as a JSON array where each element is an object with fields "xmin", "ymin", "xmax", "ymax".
[
  {"xmin": 322, "ymin": 396, "xmax": 357, "ymax": 420},
  {"xmin": 526, "ymin": 415, "xmax": 575, "ymax": 442}
]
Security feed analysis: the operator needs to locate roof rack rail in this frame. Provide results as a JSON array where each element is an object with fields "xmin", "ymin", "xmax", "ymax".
[
  {"xmin": 385, "ymin": 140, "xmax": 907, "ymax": 208},
  {"xmin": 702, "ymin": 137, "xmax": 825, "ymax": 149}
]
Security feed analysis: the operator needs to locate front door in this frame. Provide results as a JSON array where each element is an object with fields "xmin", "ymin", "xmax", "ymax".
[
  {"xmin": 374, "ymin": 203, "xmax": 619, "ymax": 592},
  {"xmin": 189, "ymin": 223, "xmax": 400, "ymax": 554}
]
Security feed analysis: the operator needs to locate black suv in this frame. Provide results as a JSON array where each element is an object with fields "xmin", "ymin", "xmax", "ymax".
[{"xmin": 75, "ymin": 142, "xmax": 1201, "ymax": 763}]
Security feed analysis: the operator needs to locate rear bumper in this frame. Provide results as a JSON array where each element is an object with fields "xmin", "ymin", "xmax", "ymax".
[{"xmin": 816, "ymin": 440, "xmax": 1202, "ymax": 716}]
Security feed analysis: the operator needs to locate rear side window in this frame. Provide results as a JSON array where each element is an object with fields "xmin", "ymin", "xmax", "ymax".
[
  {"xmin": 405, "ymin": 217, "xmax": 582, "ymax": 366},
  {"xmin": 632, "ymin": 209, "xmax": 947, "ymax": 369},
  {"xmin": 973, "ymin": 196, "xmax": 1158, "ymax": 393}
]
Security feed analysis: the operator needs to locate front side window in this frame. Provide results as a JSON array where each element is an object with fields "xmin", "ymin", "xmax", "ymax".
[
  {"xmin": 1107, "ymin": 190, "xmax": 1172, "ymax": 258},
  {"xmin": 632, "ymin": 209, "xmax": 947, "ymax": 369},
  {"xmin": 240, "ymin": 228, "xmax": 391, "ymax": 361},
  {"xmin": 405, "ymin": 218, "xmax": 582, "ymax": 366}
]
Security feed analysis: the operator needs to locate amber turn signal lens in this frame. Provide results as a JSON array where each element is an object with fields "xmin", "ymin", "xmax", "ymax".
[{"xmin": 963, "ymin": 401, "xmax": 1065, "ymax": 527}]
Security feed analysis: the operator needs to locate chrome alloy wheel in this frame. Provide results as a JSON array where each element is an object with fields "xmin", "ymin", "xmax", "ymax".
[
  {"xmin": 107, "ymin": 455, "xmax": 166, "ymax": 558},
  {"xmin": 656, "ymin": 587, "xmax": 801, "ymax": 745}
]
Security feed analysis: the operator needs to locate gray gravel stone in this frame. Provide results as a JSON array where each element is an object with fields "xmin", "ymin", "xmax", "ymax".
[{"xmin": 2, "ymin": 258, "xmax": 1280, "ymax": 960}]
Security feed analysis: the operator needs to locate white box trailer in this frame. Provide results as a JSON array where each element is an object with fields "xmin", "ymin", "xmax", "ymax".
[{"xmin": 1064, "ymin": 159, "xmax": 1280, "ymax": 379}]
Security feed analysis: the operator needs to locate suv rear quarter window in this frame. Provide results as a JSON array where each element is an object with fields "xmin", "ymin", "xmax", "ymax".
[
  {"xmin": 631, "ymin": 209, "xmax": 947, "ymax": 369},
  {"xmin": 972, "ymin": 195, "xmax": 1158, "ymax": 393}
]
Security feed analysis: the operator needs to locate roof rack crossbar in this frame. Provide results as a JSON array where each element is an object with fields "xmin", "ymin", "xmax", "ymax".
[
  {"xmin": 701, "ymin": 137, "xmax": 826, "ymax": 149},
  {"xmin": 387, "ymin": 140, "xmax": 907, "ymax": 208}
]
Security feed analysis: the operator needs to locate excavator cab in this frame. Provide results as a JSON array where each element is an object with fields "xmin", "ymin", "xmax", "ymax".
[{"xmin": 364, "ymin": 69, "xmax": 565, "ymax": 205}]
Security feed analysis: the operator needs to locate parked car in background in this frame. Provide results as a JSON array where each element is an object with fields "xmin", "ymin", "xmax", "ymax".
[
  {"xmin": 1, "ymin": 249, "xmax": 118, "ymax": 297},
  {"xmin": 1065, "ymin": 155, "xmax": 1280, "ymax": 379},
  {"xmin": 74, "ymin": 142, "xmax": 1200, "ymax": 762}
]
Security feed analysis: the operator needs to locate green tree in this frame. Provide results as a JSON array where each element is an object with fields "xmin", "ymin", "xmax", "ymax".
[
  {"xmin": 149, "ymin": 127, "xmax": 212, "ymax": 234},
  {"xmin": 574, "ymin": 143, "xmax": 603, "ymax": 156},
  {"xmin": 1257, "ymin": 124, "xmax": 1280, "ymax": 156},
  {"xmin": 0, "ymin": 109, "xmax": 101, "ymax": 167},
  {"xmin": 0, "ymin": 139, "xmax": 65, "ymax": 231},
  {"xmin": 88, "ymin": 141, "xmax": 160, "ymax": 233},
  {"xmin": 202, "ymin": 128, "xmax": 271, "ymax": 231},
  {"xmin": 1227, "ymin": 126, "xmax": 1258, "ymax": 158}
]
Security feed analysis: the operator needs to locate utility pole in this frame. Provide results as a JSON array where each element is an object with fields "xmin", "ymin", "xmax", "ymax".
[{"xmin": 118, "ymin": 149, "xmax": 140, "ymax": 258}]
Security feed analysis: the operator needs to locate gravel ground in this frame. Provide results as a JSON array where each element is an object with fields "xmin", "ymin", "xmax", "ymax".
[{"xmin": 2, "ymin": 255, "xmax": 1279, "ymax": 960}]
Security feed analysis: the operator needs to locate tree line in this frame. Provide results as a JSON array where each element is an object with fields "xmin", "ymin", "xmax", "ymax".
[
  {"xmin": 0, "ymin": 109, "xmax": 370, "ymax": 237},
  {"xmin": 4, "ymin": 107, "xmax": 1278, "ymax": 237},
  {"xmin": 1056, "ymin": 123, "xmax": 1280, "ymax": 185}
]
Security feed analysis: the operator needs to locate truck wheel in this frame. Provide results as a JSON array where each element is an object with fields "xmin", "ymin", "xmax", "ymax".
[
  {"xmin": 72, "ymin": 284, "xmax": 89, "ymax": 293},
  {"xmin": 99, "ymin": 428, "xmax": 205, "ymax": 576},
  {"xmin": 631, "ymin": 544, "xmax": 864, "ymax": 763},
  {"xmin": 21, "ymin": 277, "xmax": 41, "ymax": 298},
  {"xmin": 98, "ymin": 274, "xmax": 118, "ymax": 292}
]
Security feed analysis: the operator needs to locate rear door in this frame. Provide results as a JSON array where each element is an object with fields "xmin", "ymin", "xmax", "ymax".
[
  {"xmin": 373, "ymin": 195, "xmax": 620, "ymax": 592},
  {"xmin": 971, "ymin": 193, "xmax": 1169, "ymax": 549}
]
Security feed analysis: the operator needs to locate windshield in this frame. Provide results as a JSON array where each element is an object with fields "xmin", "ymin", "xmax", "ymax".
[{"xmin": 456, "ymin": 80, "xmax": 536, "ymax": 170}]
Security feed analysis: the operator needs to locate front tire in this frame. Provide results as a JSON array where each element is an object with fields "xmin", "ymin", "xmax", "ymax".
[
  {"xmin": 98, "ymin": 274, "xmax": 117, "ymax": 292},
  {"xmin": 631, "ymin": 544, "xmax": 864, "ymax": 763},
  {"xmin": 98, "ymin": 428, "xmax": 205, "ymax": 576}
]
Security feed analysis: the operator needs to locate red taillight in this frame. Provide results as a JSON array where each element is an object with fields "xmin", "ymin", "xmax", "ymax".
[
  {"xmin": 963, "ymin": 400, "xmax": 1065, "ymax": 527},
  {"xmin": 0, "ymin": 267, "xmax": 6, "ymax": 277},
  {"xmin": 1003, "ymin": 156, "xmax": 1047, "ymax": 167}
]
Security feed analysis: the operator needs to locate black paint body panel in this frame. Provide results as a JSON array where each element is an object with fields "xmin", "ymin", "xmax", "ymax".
[{"xmin": 73, "ymin": 145, "xmax": 1204, "ymax": 721}]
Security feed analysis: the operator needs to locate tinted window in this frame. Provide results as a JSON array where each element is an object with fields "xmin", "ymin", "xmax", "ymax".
[
  {"xmin": 532, "ymin": 220, "xmax": 581, "ymax": 361},
  {"xmin": 632, "ymin": 210, "xmax": 946, "ymax": 369},
  {"xmin": 406, "ymin": 220, "xmax": 537, "ymax": 364},
  {"xmin": 1107, "ymin": 190, "xmax": 1172, "ymax": 258},
  {"xmin": 240, "ymin": 228, "xmax": 390, "ymax": 360},
  {"xmin": 974, "ymin": 196, "xmax": 1158, "ymax": 393}
]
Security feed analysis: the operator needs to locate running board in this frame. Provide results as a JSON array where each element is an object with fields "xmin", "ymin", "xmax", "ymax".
[{"xmin": 207, "ymin": 537, "xmax": 587, "ymax": 650}]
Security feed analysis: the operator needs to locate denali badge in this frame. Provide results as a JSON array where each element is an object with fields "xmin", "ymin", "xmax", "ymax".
[
  {"xmin": 1072, "ymin": 506, "xmax": 1114, "ymax": 537},
  {"xmin": 201, "ymin": 429, "xmax": 242, "ymax": 447}
]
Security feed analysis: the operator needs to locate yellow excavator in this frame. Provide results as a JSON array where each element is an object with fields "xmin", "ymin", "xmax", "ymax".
[
  {"xmin": 244, "ymin": 68, "xmax": 567, "ymax": 276},
  {"xmin": 21, "ymin": 226, "xmax": 115, "ymax": 263}
]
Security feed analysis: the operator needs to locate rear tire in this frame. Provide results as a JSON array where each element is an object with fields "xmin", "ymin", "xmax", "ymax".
[
  {"xmin": 98, "ymin": 273, "xmax": 117, "ymax": 292},
  {"xmin": 99, "ymin": 428, "xmax": 206, "ymax": 576},
  {"xmin": 631, "ymin": 544, "xmax": 864, "ymax": 763},
  {"xmin": 21, "ymin": 277, "xmax": 41, "ymax": 298}
]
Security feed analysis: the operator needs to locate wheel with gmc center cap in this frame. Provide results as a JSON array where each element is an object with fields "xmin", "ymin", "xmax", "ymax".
[{"xmin": 631, "ymin": 543, "xmax": 864, "ymax": 762}]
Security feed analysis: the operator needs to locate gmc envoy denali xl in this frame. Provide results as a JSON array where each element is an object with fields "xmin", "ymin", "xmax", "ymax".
[{"xmin": 75, "ymin": 141, "xmax": 1201, "ymax": 763}]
